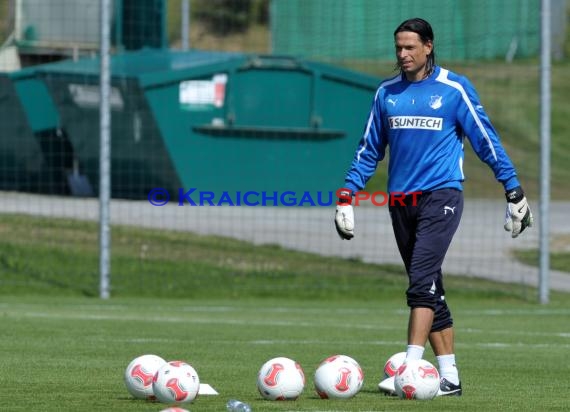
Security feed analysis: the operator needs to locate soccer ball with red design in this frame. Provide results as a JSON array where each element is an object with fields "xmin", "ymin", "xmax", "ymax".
[
  {"xmin": 256, "ymin": 357, "xmax": 305, "ymax": 400},
  {"xmin": 394, "ymin": 359, "xmax": 440, "ymax": 400},
  {"xmin": 152, "ymin": 361, "xmax": 200, "ymax": 404},
  {"xmin": 314, "ymin": 354, "xmax": 364, "ymax": 399},
  {"xmin": 383, "ymin": 352, "xmax": 407, "ymax": 380},
  {"xmin": 124, "ymin": 354, "xmax": 167, "ymax": 400}
]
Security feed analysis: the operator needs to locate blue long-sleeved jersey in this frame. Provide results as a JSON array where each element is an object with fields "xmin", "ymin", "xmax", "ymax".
[{"xmin": 344, "ymin": 66, "xmax": 520, "ymax": 195}]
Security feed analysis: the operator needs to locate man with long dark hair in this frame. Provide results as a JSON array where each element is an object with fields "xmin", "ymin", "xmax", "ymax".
[{"xmin": 334, "ymin": 17, "xmax": 533, "ymax": 397}]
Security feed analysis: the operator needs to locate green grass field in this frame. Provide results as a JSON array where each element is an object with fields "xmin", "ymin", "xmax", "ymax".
[
  {"xmin": 1, "ymin": 214, "xmax": 569, "ymax": 411},
  {"xmin": 1, "ymin": 296, "xmax": 569, "ymax": 412}
]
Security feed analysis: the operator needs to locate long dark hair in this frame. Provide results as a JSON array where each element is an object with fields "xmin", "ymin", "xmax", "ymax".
[{"xmin": 393, "ymin": 18, "xmax": 436, "ymax": 77}]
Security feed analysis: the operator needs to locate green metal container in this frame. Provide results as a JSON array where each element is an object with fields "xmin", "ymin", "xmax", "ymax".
[{"xmin": 38, "ymin": 49, "xmax": 380, "ymax": 202}]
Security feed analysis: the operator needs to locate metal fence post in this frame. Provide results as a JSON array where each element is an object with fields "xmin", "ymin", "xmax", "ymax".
[
  {"xmin": 539, "ymin": 0, "xmax": 551, "ymax": 304},
  {"xmin": 182, "ymin": 0, "xmax": 190, "ymax": 50},
  {"xmin": 99, "ymin": 0, "xmax": 112, "ymax": 299}
]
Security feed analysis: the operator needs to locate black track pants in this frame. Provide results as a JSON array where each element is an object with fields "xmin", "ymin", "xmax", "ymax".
[{"xmin": 389, "ymin": 189, "xmax": 463, "ymax": 332}]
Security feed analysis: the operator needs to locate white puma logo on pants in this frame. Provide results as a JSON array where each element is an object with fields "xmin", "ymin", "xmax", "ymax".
[{"xmin": 444, "ymin": 206, "xmax": 456, "ymax": 215}]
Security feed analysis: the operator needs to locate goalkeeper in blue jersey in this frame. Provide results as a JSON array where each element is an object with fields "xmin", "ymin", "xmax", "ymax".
[{"xmin": 334, "ymin": 18, "xmax": 533, "ymax": 397}]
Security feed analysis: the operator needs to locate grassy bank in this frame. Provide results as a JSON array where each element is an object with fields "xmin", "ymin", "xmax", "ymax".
[{"xmin": 0, "ymin": 213, "xmax": 553, "ymax": 300}]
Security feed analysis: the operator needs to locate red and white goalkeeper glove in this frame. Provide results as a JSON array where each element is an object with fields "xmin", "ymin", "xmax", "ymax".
[
  {"xmin": 504, "ymin": 186, "xmax": 533, "ymax": 238},
  {"xmin": 334, "ymin": 190, "xmax": 354, "ymax": 240}
]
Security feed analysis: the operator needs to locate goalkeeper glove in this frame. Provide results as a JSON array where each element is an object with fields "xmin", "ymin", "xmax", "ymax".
[
  {"xmin": 334, "ymin": 190, "xmax": 354, "ymax": 240},
  {"xmin": 504, "ymin": 186, "xmax": 533, "ymax": 238}
]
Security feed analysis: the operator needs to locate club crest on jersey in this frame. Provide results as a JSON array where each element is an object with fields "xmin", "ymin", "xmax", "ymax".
[{"xmin": 429, "ymin": 95, "xmax": 443, "ymax": 109}]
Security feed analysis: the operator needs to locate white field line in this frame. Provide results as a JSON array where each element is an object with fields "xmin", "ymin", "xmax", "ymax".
[
  {"xmin": 251, "ymin": 340, "xmax": 570, "ymax": 350},
  {"xmin": 3, "ymin": 311, "xmax": 392, "ymax": 330},
  {"xmin": 5, "ymin": 310, "xmax": 570, "ymax": 341},
  {"xmin": 58, "ymin": 336, "xmax": 570, "ymax": 350},
  {"xmin": 2, "ymin": 302, "xmax": 570, "ymax": 317}
]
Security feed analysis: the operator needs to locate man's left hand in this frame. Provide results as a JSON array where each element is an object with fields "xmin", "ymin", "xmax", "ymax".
[{"xmin": 504, "ymin": 186, "xmax": 533, "ymax": 238}]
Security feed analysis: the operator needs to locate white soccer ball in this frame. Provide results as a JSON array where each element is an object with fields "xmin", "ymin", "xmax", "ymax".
[
  {"xmin": 314, "ymin": 354, "xmax": 364, "ymax": 399},
  {"xmin": 383, "ymin": 352, "xmax": 407, "ymax": 379},
  {"xmin": 394, "ymin": 359, "xmax": 440, "ymax": 400},
  {"xmin": 124, "ymin": 354, "xmax": 167, "ymax": 400},
  {"xmin": 257, "ymin": 356, "xmax": 305, "ymax": 400},
  {"xmin": 152, "ymin": 361, "xmax": 200, "ymax": 404},
  {"xmin": 159, "ymin": 408, "xmax": 190, "ymax": 412}
]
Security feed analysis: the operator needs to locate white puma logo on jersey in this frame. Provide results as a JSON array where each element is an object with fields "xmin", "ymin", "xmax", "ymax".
[
  {"xmin": 387, "ymin": 98, "xmax": 397, "ymax": 106},
  {"xmin": 444, "ymin": 206, "xmax": 456, "ymax": 215}
]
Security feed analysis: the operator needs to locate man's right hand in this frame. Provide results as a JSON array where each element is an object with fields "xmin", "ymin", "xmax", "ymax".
[{"xmin": 334, "ymin": 190, "xmax": 354, "ymax": 240}]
